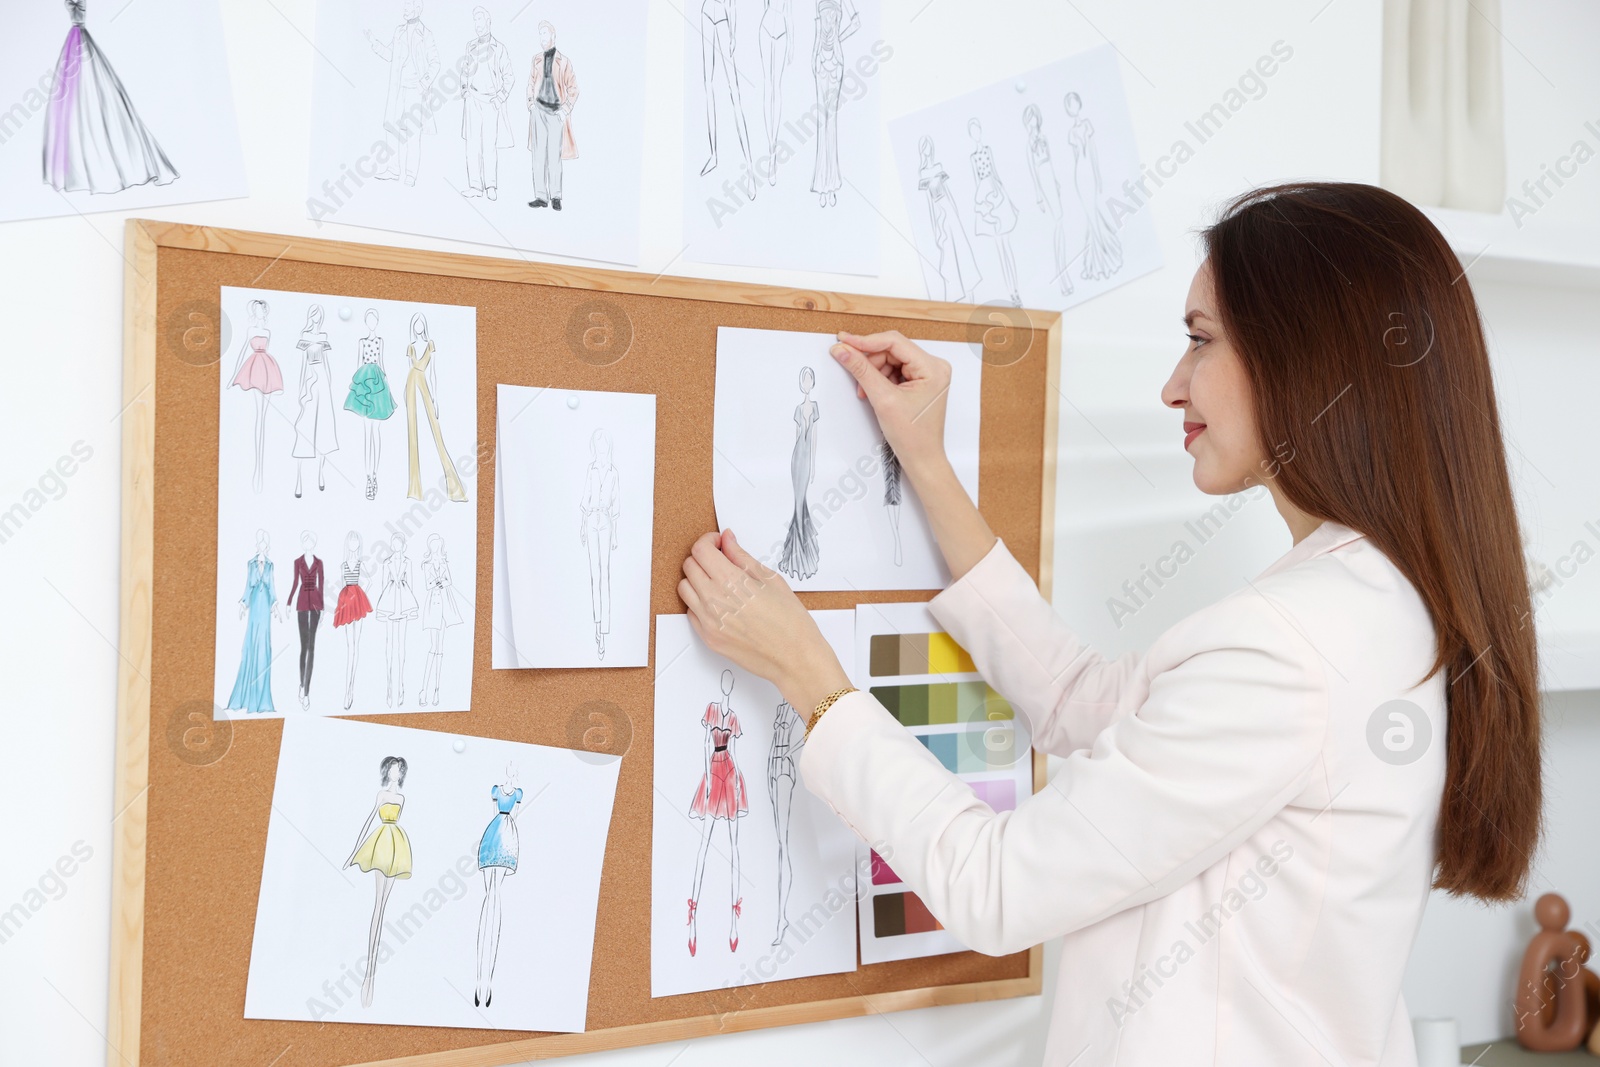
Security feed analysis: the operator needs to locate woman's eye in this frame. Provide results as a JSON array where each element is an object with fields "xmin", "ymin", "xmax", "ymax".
[{"xmin": 1186, "ymin": 333, "xmax": 1208, "ymax": 349}]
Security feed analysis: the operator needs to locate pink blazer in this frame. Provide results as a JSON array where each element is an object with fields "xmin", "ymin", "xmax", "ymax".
[
  {"xmin": 801, "ymin": 522, "xmax": 1445, "ymax": 1065},
  {"xmin": 526, "ymin": 49, "xmax": 578, "ymax": 158}
]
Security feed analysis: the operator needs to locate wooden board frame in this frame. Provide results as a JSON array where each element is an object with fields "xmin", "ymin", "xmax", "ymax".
[{"xmin": 112, "ymin": 218, "xmax": 1061, "ymax": 1067}]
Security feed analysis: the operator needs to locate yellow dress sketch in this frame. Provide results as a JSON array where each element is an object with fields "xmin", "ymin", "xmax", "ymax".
[
  {"xmin": 350, "ymin": 802, "xmax": 413, "ymax": 878},
  {"xmin": 405, "ymin": 339, "xmax": 467, "ymax": 502}
]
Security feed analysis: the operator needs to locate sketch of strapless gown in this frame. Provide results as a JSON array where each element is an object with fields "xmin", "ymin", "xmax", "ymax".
[
  {"xmin": 1065, "ymin": 92, "xmax": 1123, "ymax": 281},
  {"xmin": 42, "ymin": 0, "xmax": 179, "ymax": 194},
  {"xmin": 778, "ymin": 367, "xmax": 820, "ymax": 581}
]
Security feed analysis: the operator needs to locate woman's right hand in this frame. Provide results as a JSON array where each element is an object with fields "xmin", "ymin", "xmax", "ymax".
[{"xmin": 829, "ymin": 330, "xmax": 951, "ymax": 477}]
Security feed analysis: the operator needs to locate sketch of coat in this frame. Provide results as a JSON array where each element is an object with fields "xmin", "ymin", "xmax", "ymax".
[
  {"xmin": 461, "ymin": 33, "xmax": 514, "ymax": 147},
  {"xmin": 374, "ymin": 18, "xmax": 441, "ymax": 134},
  {"xmin": 420, "ymin": 556, "xmax": 463, "ymax": 631},
  {"xmin": 226, "ymin": 556, "xmax": 276, "ymax": 714},
  {"xmin": 526, "ymin": 49, "xmax": 578, "ymax": 158},
  {"xmin": 291, "ymin": 330, "xmax": 339, "ymax": 459},
  {"xmin": 970, "ymin": 144, "xmax": 1018, "ymax": 237},
  {"xmin": 373, "ymin": 552, "xmax": 419, "ymax": 621},
  {"xmin": 917, "ymin": 155, "xmax": 980, "ymax": 302}
]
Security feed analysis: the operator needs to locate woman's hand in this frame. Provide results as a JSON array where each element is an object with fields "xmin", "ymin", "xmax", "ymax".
[
  {"xmin": 678, "ymin": 530, "xmax": 852, "ymax": 713},
  {"xmin": 830, "ymin": 329, "xmax": 951, "ymax": 478}
]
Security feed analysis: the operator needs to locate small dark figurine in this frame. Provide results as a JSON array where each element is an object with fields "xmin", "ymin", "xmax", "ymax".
[{"xmin": 1514, "ymin": 892, "xmax": 1588, "ymax": 1050}]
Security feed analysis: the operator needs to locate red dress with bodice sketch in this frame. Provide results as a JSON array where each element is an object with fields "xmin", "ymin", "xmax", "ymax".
[{"xmin": 689, "ymin": 702, "xmax": 748, "ymax": 820}]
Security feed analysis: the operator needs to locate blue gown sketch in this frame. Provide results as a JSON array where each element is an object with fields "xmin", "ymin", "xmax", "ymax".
[
  {"xmin": 778, "ymin": 367, "xmax": 820, "ymax": 581},
  {"xmin": 226, "ymin": 556, "xmax": 278, "ymax": 713}
]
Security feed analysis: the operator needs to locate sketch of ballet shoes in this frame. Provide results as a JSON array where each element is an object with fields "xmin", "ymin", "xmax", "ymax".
[
  {"xmin": 687, "ymin": 897, "xmax": 699, "ymax": 957},
  {"xmin": 730, "ymin": 897, "xmax": 742, "ymax": 952}
]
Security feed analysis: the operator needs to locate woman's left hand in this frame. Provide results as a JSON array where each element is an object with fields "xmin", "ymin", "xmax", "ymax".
[{"xmin": 678, "ymin": 530, "xmax": 852, "ymax": 712}]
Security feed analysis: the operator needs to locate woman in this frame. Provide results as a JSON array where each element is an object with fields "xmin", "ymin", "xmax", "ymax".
[
  {"xmin": 404, "ymin": 312, "xmax": 467, "ymax": 504},
  {"xmin": 292, "ymin": 304, "xmax": 339, "ymax": 498},
  {"xmin": 687, "ymin": 669, "xmax": 749, "ymax": 956},
  {"xmin": 372, "ymin": 532, "xmax": 418, "ymax": 706},
  {"xmin": 334, "ymin": 530, "xmax": 372, "ymax": 711},
  {"xmin": 344, "ymin": 308, "xmax": 396, "ymax": 500},
  {"xmin": 916, "ymin": 135, "xmax": 981, "ymax": 303},
  {"xmin": 475, "ymin": 763, "xmax": 524, "ymax": 1007},
  {"xmin": 228, "ymin": 298, "xmax": 280, "ymax": 493},
  {"xmin": 225, "ymin": 528, "xmax": 283, "ymax": 714},
  {"xmin": 418, "ymin": 533, "xmax": 462, "ymax": 706},
  {"xmin": 345, "ymin": 755, "xmax": 412, "ymax": 1009},
  {"xmin": 808, "ymin": 0, "xmax": 858, "ymax": 207},
  {"xmin": 1064, "ymin": 91, "xmax": 1122, "ymax": 281},
  {"xmin": 579, "ymin": 429, "xmax": 620, "ymax": 660},
  {"xmin": 1023, "ymin": 103, "xmax": 1074, "ymax": 298},
  {"xmin": 777, "ymin": 366, "xmax": 819, "ymax": 581},
  {"xmin": 676, "ymin": 183, "xmax": 1540, "ymax": 1064},
  {"xmin": 968, "ymin": 118, "xmax": 1021, "ymax": 307}
]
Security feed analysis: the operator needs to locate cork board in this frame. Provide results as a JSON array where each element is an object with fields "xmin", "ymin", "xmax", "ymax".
[{"xmin": 112, "ymin": 219, "xmax": 1061, "ymax": 1067}]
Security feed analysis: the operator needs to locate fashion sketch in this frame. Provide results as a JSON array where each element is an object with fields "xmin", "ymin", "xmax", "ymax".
[
  {"xmin": 767, "ymin": 700, "xmax": 805, "ymax": 944},
  {"xmin": 968, "ymin": 118, "xmax": 1021, "ymax": 307},
  {"xmin": 334, "ymin": 531, "xmax": 374, "ymax": 711},
  {"xmin": 880, "ymin": 436, "xmax": 903, "ymax": 566},
  {"xmin": 418, "ymin": 533, "xmax": 462, "ymax": 707},
  {"xmin": 916, "ymin": 136, "xmax": 981, "ymax": 302},
  {"xmin": 579, "ymin": 430, "xmax": 619, "ymax": 660},
  {"xmin": 292, "ymin": 305, "xmax": 339, "ymax": 498},
  {"xmin": 460, "ymin": 7, "xmax": 514, "ymax": 200},
  {"xmin": 474, "ymin": 764, "xmax": 525, "ymax": 1007},
  {"xmin": 229, "ymin": 298, "xmax": 281, "ymax": 493},
  {"xmin": 809, "ymin": 0, "xmax": 859, "ymax": 207},
  {"xmin": 403, "ymin": 312, "xmax": 467, "ymax": 503},
  {"xmin": 778, "ymin": 367, "xmax": 820, "ymax": 581},
  {"xmin": 366, "ymin": 0, "xmax": 440, "ymax": 185},
  {"xmin": 373, "ymin": 533, "xmax": 419, "ymax": 706},
  {"xmin": 525, "ymin": 21, "xmax": 578, "ymax": 210},
  {"xmin": 698, "ymin": 0, "xmax": 754, "ymax": 184},
  {"xmin": 344, "ymin": 309, "xmax": 396, "ymax": 500},
  {"xmin": 1064, "ymin": 92, "xmax": 1123, "ymax": 280},
  {"xmin": 287, "ymin": 531, "xmax": 326, "ymax": 710},
  {"xmin": 42, "ymin": 0, "xmax": 178, "ymax": 194},
  {"xmin": 757, "ymin": 0, "xmax": 791, "ymax": 185},
  {"xmin": 344, "ymin": 756, "xmax": 412, "ymax": 1008},
  {"xmin": 688, "ymin": 670, "xmax": 750, "ymax": 956},
  {"xmin": 225, "ymin": 529, "xmax": 284, "ymax": 714},
  {"xmin": 1023, "ymin": 104, "xmax": 1075, "ymax": 298}
]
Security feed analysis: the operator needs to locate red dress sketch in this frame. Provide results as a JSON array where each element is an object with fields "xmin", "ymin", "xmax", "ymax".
[{"xmin": 689, "ymin": 702, "xmax": 748, "ymax": 819}]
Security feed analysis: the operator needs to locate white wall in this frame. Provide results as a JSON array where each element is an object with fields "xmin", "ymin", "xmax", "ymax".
[{"xmin": 1, "ymin": 0, "xmax": 1595, "ymax": 1062}]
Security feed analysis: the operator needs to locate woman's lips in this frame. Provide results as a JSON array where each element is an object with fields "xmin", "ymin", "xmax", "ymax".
[{"xmin": 1183, "ymin": 422, "xmax": 1206, "ymax": 449}]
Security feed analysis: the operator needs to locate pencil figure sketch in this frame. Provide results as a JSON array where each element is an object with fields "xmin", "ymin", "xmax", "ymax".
[
  {"xmin": 525, "ymin": 21, "xmax": 578, "ymax": 211},
  {"xmin": 757, "ymin": 0, "xmax": 792, "ymax": 186},
  {"xmin": 418, "ymin": 533, "xmax": 462, "ymax": 706},
  {"xmin": 343, "ymin": 308, "xmax": 397, "ymax": 501},
  {"xmin": 345, "ymin": 755, "xmax": 413, "ymax": 1008},
  {"xmin": 403, "ymin": 312, "xmax": 468, "ymax": 503},
  {"xmin": 968, "ymin": 118, "xmax": 1022, "ymax": 307},
  {"xmin": 460, "ymin": 6, "xmax": 514, "ymax": 201},
  {"xmin": 809, "ymin": 0, "xmax": 858, "ymax": 207},
  {"xmin": 1064, "ymin": 91, "xmax": 1123, "ymax": 281},
  {"xmin": 767, "ymin": 699, "xmax": 805, "ymax": 944},
  {"xmin": 225, "ymin": 529, "xmax": 283, "ymax": 715},
  {"xmin": 43, "ymin": 0, "xmax": 179, "ymax": 194},
  {"xmin": 579, "ymin": 429, "xmax": 620, "ymax": 661},
  {"xmin": 880, "ymin": 436, "xmax": 903, "ymax": 566},
  {"xmin": 373, "ymin": 532, "xmax": 419, "ymax": 706},
  {"xmin": 778, "ymin": 366, "xmax": 820, "ymax": 581},
  {"xmin": 366, "ymin": 0, "xmax": 440, "ymax": 186},
  {"xmin": 1023, "ymin": 104, "xmax": 1076, "ymax": 298},
  {"xmin": 292, "ymin": 304, "xmax": 339, "ymax": 498},
  {"xmin": 474, "ymin": 763, "xmax": 525, "ymax": 1007},
  {"xmin": 287, "ymin": 530, "xmax": 326, "ymax": 711},
  {"xmin": 334, "ymin": 531, "xmax": 374, "ymax": 711},
  {"xmin": 229, "ymin": 298, "xmax": 282, "ymax": 493},
  {"xmin": 688, "ymin": 669, "xmax": 749, "ymax": 956},
  {"xmin": 916, "ymin": 136, "xmax": 981, "ymax": 302},
  {"xmin": 697, "ymin": 0, "xmax": 754, "ymax": 186}
]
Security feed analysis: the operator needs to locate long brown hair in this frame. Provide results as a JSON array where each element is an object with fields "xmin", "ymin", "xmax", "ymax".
[{"xmin": 1203, "ymin": 182, "xmax": 1540, "ymax": 901}]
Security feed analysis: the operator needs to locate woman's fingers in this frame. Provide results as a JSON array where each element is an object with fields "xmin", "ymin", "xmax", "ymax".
[
  {"xmin": 837, "ymin": 329, "xmax": 928, "ymax": 377},
  {"xmin": 830, "ymin": 342, "xmax": 895, "ymax": 407}
]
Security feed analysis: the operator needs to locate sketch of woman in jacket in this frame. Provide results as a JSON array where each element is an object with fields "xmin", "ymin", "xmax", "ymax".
[
  {"xmin": 372, "ymin": 532, "xmax": 418, "ymax": 706},
  {"xmin": 418, "ymin": 533, "xmax": 462, "ymax": 706}
]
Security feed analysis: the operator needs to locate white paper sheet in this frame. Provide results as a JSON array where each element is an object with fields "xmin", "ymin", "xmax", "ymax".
[
  {"xmin": 712, "ymin": 326, "xmax": 980, "ymax": 592},
  {"xmin": 245, "ymin": 716, "xmax": 621, "ymax": 1031},
  {"xmin": 889, "ymin": 45, "xmax": 1161, "ymax": 310},
  {"xmin": 850, "ymin": 602, "xmax": 1035, "ymax": 964},
  {"xmin": 681, "ymin": 0, "xmax": 882, "ymax": 274},
  {"xmin": 0, "ymin": 0, "xmax": 246, "ymax": 222},
  {"xmin": 492, "ymin": 385, "xmax": 657, "ymax": 669},
  {"xmin": 307, "ymin": 0, "xmax": 649, "ymax": 265},
  {"xmin": 213, "ymin": 286, "xmax": 478, "ymax": 720},
  {"xmin": 651, "ymin": 612, "xmax": 863, "ymax": 999}
]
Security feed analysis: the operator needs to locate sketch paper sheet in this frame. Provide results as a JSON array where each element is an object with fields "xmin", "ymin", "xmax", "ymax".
[
  {"xmin": 0, "ymin": 0, "xmax": 246, "ymax": 222},
  {"xmin": 681, "ymin": 0, "xmax": 882, "ymax": 274},
  {"xmin": 888, "ymin": 45, "xmax": 1161, "ymax": 310},
  {"xmin": 651, "ymin": 612, "xmax": 862, "ymax": 998},
  {"xmin": 493, "ymin": 385, "xmax": 657, "ymax": 669},
  {"xmin": 851, "ymin": 602, "xmax": 1034, "ymax": 964},
  {"xmin": 713, "ymin": 327, "xmax": 980, "ymax": 592},
  {"xmin": 212, "ymin": 286, "xmax": 478, "ymax": 720},
  {"xmin": 245, "ymin": 716, "xmax": 621, "ymax": 1031},
  {"xmin": 308, "ymin": 0, "xmax": 649, "ymax": 265}
]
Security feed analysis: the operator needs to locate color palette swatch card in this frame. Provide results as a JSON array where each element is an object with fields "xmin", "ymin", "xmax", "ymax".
[{"xmin": 851, "ymin": 602, "xmax": 1035, "ymax": 963}]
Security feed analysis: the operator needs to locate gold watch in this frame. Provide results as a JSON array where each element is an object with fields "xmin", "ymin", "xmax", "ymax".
[{"xmin": 805, "ymin": 687, "xmax": 859, "ymax": 739}]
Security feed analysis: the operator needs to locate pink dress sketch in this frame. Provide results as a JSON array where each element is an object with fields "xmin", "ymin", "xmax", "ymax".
[{"xmin": 686, "ymin": 670, "xmax": 748, "ymax": 957}]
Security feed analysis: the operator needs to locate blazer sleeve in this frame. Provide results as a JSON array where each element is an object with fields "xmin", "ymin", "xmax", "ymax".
[
  {"xmin": 800, "ymin": 587, "xmax": 1328, "ymax": 957},
  {"xmin": 926, "ymin": 539, "xmax": 1141, "ymax": 755}
]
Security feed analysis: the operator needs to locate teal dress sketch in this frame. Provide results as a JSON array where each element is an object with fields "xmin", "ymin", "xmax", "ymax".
[
  {"xmin": 226, "ymin": 557, "xmax": 277, "ymax": 713},
  {"xmin": 477, "ymin": 785, "xmax": 523, "ymax": 871},
  {"xmin": 344, "ymin": 335, "xmax": 397, "ymax": 419}
]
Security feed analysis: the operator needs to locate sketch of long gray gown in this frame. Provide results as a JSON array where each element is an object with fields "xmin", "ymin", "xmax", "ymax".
[
  {"xmin": 1024, "ymin": 105, "xmax": 1075, "ymax": 297},
  {"xmin": 778, "ymin": 370, "xmax": 820, "ymax": 581},
  {"xmin": 916, "ymin": 137, "xmax": 980, "ymax": 302},
  {"xmin": 1065, "ymin": 93, "xmax": 1123, "ymax": 280},
  {"xmin": 43, "ymin": 0, "xmax": 178, "ymax": 193},
  {"xmin": 808, "ymin": 0, "xmax": 858, "ymax": 205}
]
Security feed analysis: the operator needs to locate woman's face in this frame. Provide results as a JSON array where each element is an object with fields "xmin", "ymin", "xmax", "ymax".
[{"xmin": 1161, "ymin": 261, "xmax": 1266, "ymax": 495}]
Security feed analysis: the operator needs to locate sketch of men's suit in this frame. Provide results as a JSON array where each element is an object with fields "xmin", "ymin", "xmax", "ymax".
[
  {"xmin": 525, "ymin": 22, "xmax": 578, "ymax": 210},
  {"xmin": 460, "ymin": 7, "xmax": 514, "ymax": 200},
  {"xmin": 367, "ymin": 0, "xmax": 441, "ymax": 186}
]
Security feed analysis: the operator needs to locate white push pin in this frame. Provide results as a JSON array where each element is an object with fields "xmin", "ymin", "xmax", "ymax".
[
  {"xmin": 453, "ymin": 738, "xmax": 466, "ymax": 754},
  {"xmin": 1015, "ymin": 80, "xmax": 1027, "ymax": 93},
  {"xmin": 566, "ymin": 394, "xmax": 580, "ymax": 409},
  {"xmin": 338, "ymin": 305, "xmax": 353, "ymax": 321}
]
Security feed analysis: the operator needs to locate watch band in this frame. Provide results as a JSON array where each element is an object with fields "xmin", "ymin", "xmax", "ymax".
[{"xmin": 805, "ymin": 687, "xmax": 859, "ymax": 740}]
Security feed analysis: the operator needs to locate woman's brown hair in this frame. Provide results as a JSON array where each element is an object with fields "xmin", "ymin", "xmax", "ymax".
[{"xmin": 1203, "ymin": 181, "xmax": 1540, "ymax": 901}]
